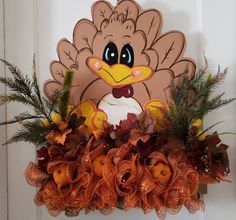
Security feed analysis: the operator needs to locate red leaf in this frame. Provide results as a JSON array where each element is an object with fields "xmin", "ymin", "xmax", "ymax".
[{"xmin": 205, "ymin": 133, "xmax": 221, "ymax": 147}]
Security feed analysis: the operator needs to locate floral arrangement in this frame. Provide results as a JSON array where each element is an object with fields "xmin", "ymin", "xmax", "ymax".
[{"xmin": 0, "ymin": 58, "xmax": 235, "ymax": 219}]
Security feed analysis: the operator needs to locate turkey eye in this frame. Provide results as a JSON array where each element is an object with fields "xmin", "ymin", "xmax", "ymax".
[
  {"xmin": 103, "ymin": 42, "xmax": 118, "ymax": 66},
  {"xmin": 120, "ymin": 44, "xmax": 134, "ymax": 68}
]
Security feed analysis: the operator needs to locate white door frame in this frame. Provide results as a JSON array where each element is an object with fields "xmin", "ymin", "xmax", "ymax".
[
  {"xmin": 0, "ymin": 0, "xmax": 8, "ymax": 219},
  {"xmin": 1, "ymin": 0, "xmax": 38, "ymax": 220}
]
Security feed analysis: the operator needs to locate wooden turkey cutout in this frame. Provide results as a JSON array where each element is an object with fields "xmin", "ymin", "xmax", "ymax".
[{"xmin": 44, "ymin": 0, "xmax": 196, "ymax": 125}]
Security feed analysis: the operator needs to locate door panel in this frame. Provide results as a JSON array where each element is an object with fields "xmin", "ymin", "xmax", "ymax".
[
  {"xmin": 201, "ymin": 1, "xmax": 236, "ymax": 220},
  {"xmin": 4, "ymin": 0, "xmax": 236, "ymax": 220},
  {"xmin": 4, "ymin": 0, "xmax": 38, "ymax": 220},
  {"xmin": 0, "ymin": 0, "xmax": 7, "ymax": 219}
]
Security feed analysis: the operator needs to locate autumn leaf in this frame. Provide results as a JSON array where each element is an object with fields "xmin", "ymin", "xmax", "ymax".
[
  {"xmin": 128, "ymin": 128, "xmax": 150, "ymax": 146},
  {"xmin": 135, "ymin": 136, "xmax": 161, "ymax": 160},
  {"xmin": 37, "ymin": 146, "xmax": 51, "ymax": 172},
  {"xmin": 187, "ymin": 132, "xmax": 230, "ymax": 181},
  {"xmin": 138, "ymin": 110, "xmax": 157, "ymax": 134},
  {"xmin": 115, "ymin": 113, "xmax": 138, "ymax": 142},
  {"xmin": 205, "ymin": 132, "xmax": 221, "ymax": 147},
  {"xmin": 204, "ymin": 134, "xmax": 230, "ymax": 181},
  {"xmin": 58, "ymin": 121, "xmax": 69, "ymax": 131},
  {"xmin": 68, "ymin": 113, "xmax": 85, "ymax": 131},
  {"xmin": 46, "ymin": 128, "xmax": 72, "ymax": 145},
  {"xmin": 64, "ymin": 132, "xmax": 84, "ymax": 150}
]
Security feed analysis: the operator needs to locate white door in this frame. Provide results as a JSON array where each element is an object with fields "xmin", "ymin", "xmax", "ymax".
[
  {"xmin": 2, "ymin": 0, "xmax": 236, "ymax": 220},
  {"xmin": 0, "ymin": 0, "xmax": 7, "ymax": 219}
]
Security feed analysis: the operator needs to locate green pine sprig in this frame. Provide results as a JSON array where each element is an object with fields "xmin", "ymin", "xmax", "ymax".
[
  {"xmin": 0, "ymin": 58, "xmax": 73, "ymax": 146},
  {"xmin": 4, "ymin": 120, "xmax": 51, "ymax": 146},
  {"xmin": 0, "ymin": 112, "xmax": 44, "ymax": 126},
  {"xmin": 0, "ymin": 58, "xmax": 51, "ymax": 120},
  {"xmin": 165, "ymin": 67, "xmax": 236, "ymax": 143}
]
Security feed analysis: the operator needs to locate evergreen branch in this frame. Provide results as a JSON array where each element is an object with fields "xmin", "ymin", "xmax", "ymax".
[
  {"xmin": 0, "ymin": 58, "xmax": 51, "ymax": 125},
  {"xmin": 0, "ymin": 58, "xmax": 33, "ymax": 97},
  {"xmin": 217, "ymin": 132, "xmax": 236, "ymax": 136},
  {"xmin": 196, "ymin": 121, "xmax": 223, "ymax": 138},
  {"xmin": 0, "ymin": 93, "xmax": 35, "ymax": 106},
  {"xmin": 0, "ymin": 92, "xmax": 50, "ymax": 120},
  {"xmin": 0, "ymin": 58, "xmax": 72, "ymax": 146},
  {"xmin": 0, "ymin": 76, "xmax": 28, "ymax": 93},
  {"xmin": 3, "ymin": 120, "xmax": 50, "ymax": 146},
  {"xmin": 192, "ymin": 95, "xmax": 236, "ymax": 119},
  {"xmin": 0, "ymin": 58, "xmax": 51, "ymax": 120},
  {"xmin": 32, "ymin": 56, "xmax": 44, "ymax": 111},
  {"xmin": 0, "ymin": 112, "xmax": 44, "ymax": 125},
  {"xmin": 30, "ymin": 94, "xmax": 49, "ymax": 119},
  {"xmin": 165, "ymin": 67, "xmax": 236, "ymax": 142}
]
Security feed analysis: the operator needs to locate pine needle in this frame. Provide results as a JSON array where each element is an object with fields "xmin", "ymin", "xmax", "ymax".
[
  {"xmin": 165, "ymin": 67, "xmax": 236, "ymax": 142},
  {"xmin": 0, "ymin": 58, "xmax": 67, "ymax": 145},
  {"xmin": 3, "ymin": 120, "xmax": 51, "ymax": 146},
  {"xmin": 0, "ymin": 112, "xmax": 44, "ymax": 125}
]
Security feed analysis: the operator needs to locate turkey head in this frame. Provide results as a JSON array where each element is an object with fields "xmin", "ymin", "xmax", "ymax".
[{"xmin": 44, "ymin": 0, "xmax": 195, "ymax": 107}]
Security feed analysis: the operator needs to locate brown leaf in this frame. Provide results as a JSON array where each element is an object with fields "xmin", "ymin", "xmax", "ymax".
[
  {"xmin": 46, "ymin": 128, "xmax": 72, "ymax": 145},
  {"xmin": 58, "ymin": 121, "xmax": 69, "ymax": 131},
  {"xmin": 129, "ymin": 128, "xmax": 150, "ymax": 146},
  {"xmin": 203, "ymin": 133, "xmax": 230, "ymax": 179},
  {"xmin": 55, "ymin": 129, "xmax": 72, "ymax": 145},
  {"xmin": 77, "ymin": 124, "xmax": 90, "ymax": 138},
  {"xmin": 64, "ymin": 133, "xmax": 83, "ymax": 150},
  {"xmin": 138, "ymin": 110, "xmax": 157, "ymax": 134},
  {"xmin": 199, "ymin": 173, "xmax": 218, "ymax": 184},
  {"xmin": 205, "ymin": 133, "xmax": 221, "ymax": 147}
]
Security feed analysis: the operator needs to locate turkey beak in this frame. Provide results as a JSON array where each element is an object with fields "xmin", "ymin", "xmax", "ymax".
[{"xmin": 87, "ymin": 57, "xmax": 153, "ymax": 88}]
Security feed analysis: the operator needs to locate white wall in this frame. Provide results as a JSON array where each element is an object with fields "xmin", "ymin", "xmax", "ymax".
[
  {"xmin": 0, "ymin": 0, "xmax": 7, "ymax": 219},
  {"xmin": 202, "ymin": 1, "xmax": 236, "ymax": 220},
  {"xmin": 4, "ymin": 0, "xmax": 37, "ymax": 220},
  {"xmin": 2, "ymin": 0, "xmax": 236, "ymax": 220}
]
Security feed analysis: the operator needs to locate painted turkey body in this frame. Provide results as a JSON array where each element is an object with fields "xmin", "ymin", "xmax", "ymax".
[{"xmin": 44, "ymin": 0, "xmax": 196, "ymax": 124}]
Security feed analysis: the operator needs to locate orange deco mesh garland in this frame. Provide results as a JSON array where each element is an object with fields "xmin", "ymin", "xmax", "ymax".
[
  {"xmin": 0, "ymin": 61, "xmax": 234, "ymax": 219},
  {"xmin": 23, "ymin": 110, "xmax": 227, "ymax": 218},
  {"xmin": 0, "ymin": 0, "xmax": 235, "ymax": 219}
]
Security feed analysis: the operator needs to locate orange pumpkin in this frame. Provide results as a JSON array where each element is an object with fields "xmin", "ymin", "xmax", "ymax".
[
  {"xmin": 151, "ymin": 162, "xmax": 172, "ymax": 183},
  {"xmin": 92, "ymin": 154, "xmax": 106, "ymax": 177},
  {"xmin": 52, "ymin": 164, "xmax": 70, "ymax": 188}
]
